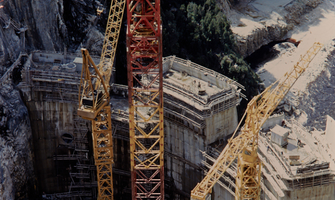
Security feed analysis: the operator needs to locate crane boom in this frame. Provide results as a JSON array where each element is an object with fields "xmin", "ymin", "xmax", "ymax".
[
  {"xmin": 77, "ymin": 0, "xmax": 126, "ymax": 199},
  {"xmin": 98, "ymin": 0, "xmax": 126, "ymax": 87},
  {"xmin": 191, "ymin": 42, "xmax": 323, "ymax": 200}
]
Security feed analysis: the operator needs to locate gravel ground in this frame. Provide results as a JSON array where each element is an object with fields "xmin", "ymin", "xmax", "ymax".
[
  {"xmin": 254, "ymin": 0, "xmax": 335, "ymax": 131},
  {"xmin": 296, "ymin": 44, "xmax": 335, "ymax": 130}
]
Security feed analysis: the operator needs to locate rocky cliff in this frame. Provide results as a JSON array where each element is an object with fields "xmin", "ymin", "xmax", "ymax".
[
  {"xmin": 0, "ymin": 0, "xmax": 104, "ymax": 70},
  {"xmin": 0, "ymin": 0, "xmax": 329, "ymax": 199},
  {"xmin": 0, "ymin": 0, "xmax": 106, "ymax": 199},
  {"xmin": 0, "ymin": 83, "xmax": 35, "ymax": 199},
  {"xmin": 0, "ymin": 0, "xmax": 66, "ymax": 67},
  {"xmin": 225, "ymin": 0, "xmax": 323, "ymax": 57}
]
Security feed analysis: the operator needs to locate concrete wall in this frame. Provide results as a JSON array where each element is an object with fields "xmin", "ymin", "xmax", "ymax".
[
  {"xmin": 163, "ymin": 56, "xmax": 243, "ymax": 91},
  {"xmin": 164, "ymin": 106, "xmax": 238, "ymax": 199},
  {"xmin": 205, "ymin": 106, "xmax": 238, "ymax": 145},
  {"xmin": 289, "ymin": 184, "xmax": 335, "ymax": 200},
  {"xmin": 22, "ymin": 55, "xmax": 243, "ymax": 199},
  {"xmin": 213, "ymin": 183, "xmax": 234, "ymax": 200},
  {"xmin": 165, "ymin": 118, "xmax": 205, "ymax": 199},
  {"xmin": 262, "ymin": 113, "xmax": 285, "ymax": 131},
  {"xmin": 212, "ymin": 174, "xmax": 335, "ymax": 200},
  {"xmin": 161, "ymin": 56, "xmax": 242, "ymax": 198},
  {"xmin": 26, "ymin": 99, "xmax": 131, "ymax": 199},
  {"xmin": 32, "ymin": 51, "xmax": 100, "ymax": 66},
  {"xmin": 26, "ymin": 100, "xmax": 80, "ymax": 193}
]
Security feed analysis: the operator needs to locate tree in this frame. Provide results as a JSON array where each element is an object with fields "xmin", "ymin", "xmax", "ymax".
[{"xmin": 162, "ymin": 0, "xmax": 261, "ymax": 116}]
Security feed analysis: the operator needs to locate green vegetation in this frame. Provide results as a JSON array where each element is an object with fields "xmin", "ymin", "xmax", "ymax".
[{"xmin": 162, "ymin": 0, "xmax": 261, "ymax": 108}]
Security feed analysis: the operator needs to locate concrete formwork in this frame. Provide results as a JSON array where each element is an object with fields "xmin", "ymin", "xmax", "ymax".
[
  {"xmin": 289, "ymin": 184, "xmax": 334, "ymax": 200},
  {"xmin": 18, "ymin": 52, "xmax": 244, "ymax": 199},
  {"xmin": 19, "ymin": 52, "xmax": 131, "ymax": 199},
  {"xmin": 161, "ymin": 56, "xmax": 243, "ymax": 199}
]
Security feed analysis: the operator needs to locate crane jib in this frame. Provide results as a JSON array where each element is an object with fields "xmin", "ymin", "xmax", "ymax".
[{"xmin": 191, "ymin": 42, "xmax": 323, "ymax": 200}]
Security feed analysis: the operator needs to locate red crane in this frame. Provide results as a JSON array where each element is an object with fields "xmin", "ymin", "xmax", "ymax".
[{"xmin": 126, "ymin": 0, "xmax": 164, "ymax": 199}]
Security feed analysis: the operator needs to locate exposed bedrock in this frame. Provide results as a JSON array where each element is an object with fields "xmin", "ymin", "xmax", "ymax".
[
  {"xmin": 0, "ymin": 83, "xmax": 35, "ymax": 199},
  {"xmin": 0, "ymin": 0, "xmax": 103, "ymax": 68},
  {"xmin": 235, "ymin": 21, "xmax": 289, "ymax": 58},
  {"xmin": 224, "ymin": 0, "xmax": 323, "ymax": 57}
]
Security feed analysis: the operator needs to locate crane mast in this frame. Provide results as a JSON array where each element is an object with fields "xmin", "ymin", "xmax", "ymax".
[
  {"xmin": 126, "ymin": 0, "xmax": 164, "ymax": 199},
  {"xmin": 191, "ymin": 42, "xmax": 323, "ymax": 200},
  {"xmin": 77, "ymin": 0, "xmax": 125, "ymax": 199}
]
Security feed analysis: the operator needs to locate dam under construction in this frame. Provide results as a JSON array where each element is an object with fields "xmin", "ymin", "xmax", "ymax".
[
  {"xmin": 0, "ymin": 50, "xmax": 333, "ymax": 199},
  {"xmin": 2, "ymin": 0, "xmax": 335, "ymax": 199},
  {"xmin": 9, "ymin": 51, "xmax": 242, "ymax": 199}
]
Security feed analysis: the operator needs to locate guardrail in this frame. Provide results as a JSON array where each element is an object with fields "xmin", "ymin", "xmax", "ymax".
[{"xmin": 163, "ymin": 55, "xmax": 245, "ymax": 90}]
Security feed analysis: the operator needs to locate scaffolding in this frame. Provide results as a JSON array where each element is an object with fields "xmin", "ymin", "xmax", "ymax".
[{"xmin": 20, "ymin": 52, "xmax": 132, "ymax": 199}]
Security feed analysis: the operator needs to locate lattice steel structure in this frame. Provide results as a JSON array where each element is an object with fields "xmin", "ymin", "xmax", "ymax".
[
  {"xmin": 77, "ymin": 0, "xmax": 126, "ymax": 199},
  {"xmin": 78, "ymin": 49, "xmax": 114, "ymax": 199},
  {"xmin": 126, "ymin": 0, "xmax": 164, "ymax": 199},
  {"xmin": 191, "ymin": 42, "xmax": 323, "ymax": 200},
  {"xmin": 98, "ymin": 0, "xmax": 126, "ymax": 86}
]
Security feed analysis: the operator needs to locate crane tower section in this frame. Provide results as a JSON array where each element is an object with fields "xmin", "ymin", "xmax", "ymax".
[
  {"xmin": 191, "ymin": 42, "xmax": 323, "ymax": 200},
  {"xmin": 126, "ymin": 0, "xmax": 164, "ymax": 199},
  {"xmin": 78, "ymin": 49, "xmax": 114, "ymax": 199},
  {"xmin": 78, "ymin": 0, "xmax": 126, "ymax": 199}
]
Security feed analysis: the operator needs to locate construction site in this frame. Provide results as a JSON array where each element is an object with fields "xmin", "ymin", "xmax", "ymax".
[{"xmin": 1, "ymin": 0, "xmax": 335, "ymax": 200}]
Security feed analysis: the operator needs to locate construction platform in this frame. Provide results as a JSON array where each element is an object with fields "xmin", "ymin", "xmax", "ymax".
[
  {"xmin": 15, "ymin": 51, "xmax": 243, "ymax": 199},
  {"xmin": 203, "ymin": 115, "xmax": 335, "ymax": 200}
]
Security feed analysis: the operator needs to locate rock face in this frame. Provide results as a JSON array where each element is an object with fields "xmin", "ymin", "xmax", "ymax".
[
  {"xmin": 234, "ymin": 20, "xmax": 289, "ymax": 58},
  {"xmin": 0, "ymin": 0, "xmax": 106, "ymax": 198},
  {"xmin": 0, "ymin": 0, "xmax": 66, "ymax": 66},
  {"xmin": 0, "ymin": 0, "xmax": 104, "ymax": 70},
  {"xmin": 225, "ymin": 0, "xmax": 324, "ymax": 57},
  {"xmin": 284, "ymin": 0, "xmax": 323, "ymax": 24},
  {"xmin": 0, "ymin": 83, "xmax": 35, "ymax": 199}
]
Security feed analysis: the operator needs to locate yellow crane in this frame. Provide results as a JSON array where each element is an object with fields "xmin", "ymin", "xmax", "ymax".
[
  {"xmin": 191, "ymin": 42, "xmax": 323, "ymax": 200},
  {"xmin": 77, "ymin": 0, "xmax": 125, "ymax": 199}
]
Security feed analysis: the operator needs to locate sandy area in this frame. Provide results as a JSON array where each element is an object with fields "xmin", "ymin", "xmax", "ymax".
[
  {"xmin": 251, "ymin": 0, "xmax": 335, "ymax": 166},
  {"xmin": 256, "ymin": 0, "xmax": 335, "ymax": 91}
]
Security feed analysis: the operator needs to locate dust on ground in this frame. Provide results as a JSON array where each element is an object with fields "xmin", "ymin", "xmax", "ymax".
[
  {"xmin": 253, "ymin": 0, "xmax": 335, "ymax": 130},
  {"xmin": 256, "ymin": 0, "xmax": 335, "ymax": 90}
]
